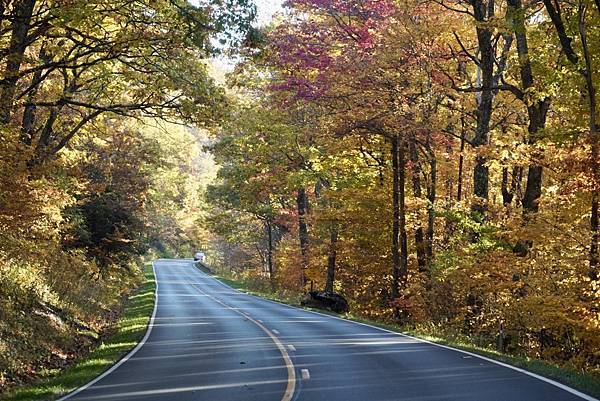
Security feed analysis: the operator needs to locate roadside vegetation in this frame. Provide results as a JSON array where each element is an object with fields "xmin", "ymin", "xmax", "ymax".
[
  {"xmin": 2, "ymin": 0, "xmax": 600, "ymax": 396},
  {"xmin": 204, "ymin": 0, "xmax": 600, "ymax": 385},
  {"xmin": 0, "ymin": 0, "xmax": 253, "ymax": 395},
  {"xmin": 202, "ymin": 266, "xmax": 600, "ymax": 399},
  {"xmin": 1, "ymin": 263, "xmax": 156, "ymax": 401}
]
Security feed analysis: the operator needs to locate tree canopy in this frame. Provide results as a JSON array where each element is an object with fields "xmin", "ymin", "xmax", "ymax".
[
  {"xmin": 206, "ymin": 0, "xmax": 600, "ymax": 376},
  {"xmin": 0, "ymin": 0, "xmax": 253, "ymax": 390}
]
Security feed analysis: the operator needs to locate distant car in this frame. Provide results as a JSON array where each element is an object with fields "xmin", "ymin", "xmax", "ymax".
[{"xmin": 193, "ymin": 252, "xmax": 205, "ymax": 262}]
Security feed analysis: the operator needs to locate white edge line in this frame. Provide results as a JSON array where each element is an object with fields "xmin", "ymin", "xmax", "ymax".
[
  {"xmin": 194, "ymin": 264, "xmax": 598, "ymax": 401},
  {"xmin": 57, "ymin": 262, "xmax": 159, "ymax": 401}
]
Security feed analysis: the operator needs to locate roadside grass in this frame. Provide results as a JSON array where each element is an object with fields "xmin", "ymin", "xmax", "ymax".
[
  {"xmin": 1, "ymin": 263, "xmax": 156, "ymax": 401},
  {"xmin": 199, "ymin": 266, "xmax": 600, "ymax": 400},
  {"xmin": 197, "ymin": 267, "xmax": 302, "ymax": 305}
]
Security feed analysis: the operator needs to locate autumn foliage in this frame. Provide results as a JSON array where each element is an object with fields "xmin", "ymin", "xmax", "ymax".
[
  {"xmin": 0, "ymin": 0, "xmax": 252, "ymax": 391},
  {"xmin": 207, "ymin": 0, "xmax": 600, "ymax": 375}
]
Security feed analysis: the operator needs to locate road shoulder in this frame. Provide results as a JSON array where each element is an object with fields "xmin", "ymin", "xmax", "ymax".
[
  {"xmin": 196, "ymin": 263, "xmax": 600, "ymax": 400},
  {"xmin": 1, "ymin": 262, "xmax": 157, "ymax": 401}
]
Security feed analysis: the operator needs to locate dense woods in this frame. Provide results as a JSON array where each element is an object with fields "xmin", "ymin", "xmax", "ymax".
[
  {"xmin": 206, "ymin": 0, "xmax": 600, "ymax": 376},
  {"xmin": 0, "ymin": 0, "xmax": 252, "ymax": 390}
]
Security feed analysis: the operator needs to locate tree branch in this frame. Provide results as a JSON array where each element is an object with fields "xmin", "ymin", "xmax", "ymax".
[{"xmin": 542, "ymin": 0, "xmax": 579, "ymax": 65}]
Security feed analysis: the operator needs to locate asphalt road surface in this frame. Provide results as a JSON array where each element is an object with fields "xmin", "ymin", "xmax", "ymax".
[{"xmin": 60, "ymin": 259, "xmax": 597, "ymax": 401}]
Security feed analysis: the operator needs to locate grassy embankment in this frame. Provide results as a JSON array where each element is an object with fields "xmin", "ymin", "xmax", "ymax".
[
  {"xmin": 198, "ymin": 264, "xmax": 600, "ymax": 399},
  {"xmin": 2, "ymin": 262, "xmax": 156, "ymax": 401}
]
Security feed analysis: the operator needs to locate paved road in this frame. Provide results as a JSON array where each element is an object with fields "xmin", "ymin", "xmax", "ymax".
[{"xmin": 61, "ymin": 259, "xmax": 596, "ymax": 401}]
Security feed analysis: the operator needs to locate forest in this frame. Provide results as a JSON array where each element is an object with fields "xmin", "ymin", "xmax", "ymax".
[
  {"xmin": 206, "ymin": 0, "xmax": 600, "ymax": 379},
  {"xmin": 0, "ymin": 0, "xmax": 253, "ymax": 391},
  {"xmin": 0, "ymin": 0, "xmax": 599, "ymax": 395}
]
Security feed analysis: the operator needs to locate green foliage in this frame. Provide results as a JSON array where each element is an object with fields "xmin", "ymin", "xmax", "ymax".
[{"xmin": 0, "ymin": 236, "xmax": 140, "ymax": 390}]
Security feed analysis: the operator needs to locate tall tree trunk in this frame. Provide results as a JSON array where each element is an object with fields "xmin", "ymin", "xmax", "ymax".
[
  {"xmin": 544, "ymin": 0, "xmax": 599, "ymax": 276},
  {"xmin": 391, "ymin": 135, "xmax": 401, "ymax": 299},
  {"xmin": 0, "ymin": 0, "xmax": 36, "ymax": 124},
  {"xmin": 315, "ymin": 179, "xmax": 339, "ymax": 291},
  {"xmin": 577, "ymin": 3, "xmax": 599, "ymax": 278},
  {"xmin": 297, "ymin": 187, "xmax": 309, "ymax": 256},
  {"xmin": 457, "ymin": 117, "xmax": 466, "ymax": 201},
  {"xmin": 409, "ymin": 135, "xmax": 427, "ymax": 273},
  {"xmin": 472, "ymin": 155, "xmax": 489, "ymax": 217},
  {"xmin": 592, "ymin": 190, "xmax": 599, "ymax": 279},
  {"xmin": 502, "ymin": 166, "xmax": 522, "ymax": 207},
  {"xmin": 445, "ymin": 132, "xmax": 454, "ymax": 203},
  {"xmin": 296, "ymin": 187, "xmax": 309, "ymax": 285},
  {"xmin": 324, "ymin": 225, "xmax": 338, "ymax": 293},
  {"xmin": 426, "ymin": 140, "xmax": 437, "ymax": 261},
  {"xmin": 507, "ymin": 0, "xmax": 551, "ymax": 258},
  {"xmin": 522, "ymin": 152, "xmax": 545, "ymax": 215},
  {"xmin": 471, "ymin": 0, "xmax": 495, "ymax": 218},
  {"xmin": 399, "ymin": 140, "xmax": 408, "ymax": 286},
  {"xmin": 444, "ymin": 125, "xmax": 458, "ymax": 243},
  {"xmin": 266, "ymin": 220, "xmax": 274, "ymax": 287},
  {"xmin": 20, "ymin": 44, "xmax": 49, "ymax": 145},
  {"xmin": 21, "ymin": 94, "xmax": 39, "ymax": 145},
  {"xmin": 507, "ymin": 0, "xmax": 550, "ymax": 218},
  {"xmin": 501, "ymin": 167, "xmax": 511, "ymax": 206}
]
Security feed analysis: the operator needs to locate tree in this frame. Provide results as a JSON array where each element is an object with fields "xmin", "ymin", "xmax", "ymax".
[
  {"xmin": 542, "ymin": 0, "xmax": 599, "ymax": 277},
  {"xmin": 0, "ymin": 0, "xmax": 255, "ymax": 166},
  {"xmin": 0, "ymin": 0, "xmax": 255, "ymax": 388}
]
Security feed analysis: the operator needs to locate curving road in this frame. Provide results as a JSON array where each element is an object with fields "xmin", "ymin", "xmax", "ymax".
[{"xmin": 60, "ymin": 259, "xmax": 597, "ymax": 401}]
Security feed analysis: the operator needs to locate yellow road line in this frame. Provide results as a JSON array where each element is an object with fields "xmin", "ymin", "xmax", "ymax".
[{"xmin": 183, "ymin": 270, "xmax": 296, "ymax": 401}]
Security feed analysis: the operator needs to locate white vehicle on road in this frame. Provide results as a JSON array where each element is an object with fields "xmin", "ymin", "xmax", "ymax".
[{"xmin": 193, "ymin": 252, "xmax": 205, "ymax": 262}]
